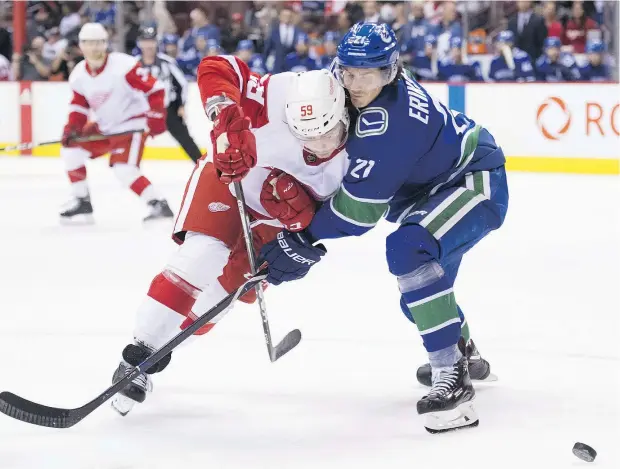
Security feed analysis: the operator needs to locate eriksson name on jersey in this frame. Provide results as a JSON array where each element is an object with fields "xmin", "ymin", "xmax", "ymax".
[{"xmin": 403, "ymin": 72, "xmax": 429, "ymax": 125}]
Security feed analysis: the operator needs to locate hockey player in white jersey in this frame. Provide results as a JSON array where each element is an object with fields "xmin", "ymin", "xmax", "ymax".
[
  {"xmin": 110, "ymin": 61, "xmax": 350, "ymax": 415},
  {"xmin": 60, "ymin": 23, "xmax": 173, "ymax": 223}
]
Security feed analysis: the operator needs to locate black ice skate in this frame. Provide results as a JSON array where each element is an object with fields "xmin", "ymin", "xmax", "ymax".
[
  {"xmin": 417, "ymin": 356, "xmax": 479, "ymax": 433},
  {"xmin": 144, "ymin": 199, "xmax": 174, "ymax": 222},
  {"xmin": 59, "ymin": 196, "xmax": 94, "ymax": 224},
  {"xmin": 110, "ymin": 360, "xmax": 153, "ymax": 416},
  {"xmin": 416, "ymin": 338, "xmax": 497, "ymax": 387}
]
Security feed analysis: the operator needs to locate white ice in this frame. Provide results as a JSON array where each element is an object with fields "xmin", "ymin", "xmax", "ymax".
[{"xmin": 0, "ymin": 157, "xmax": 618, "ymax": 469}]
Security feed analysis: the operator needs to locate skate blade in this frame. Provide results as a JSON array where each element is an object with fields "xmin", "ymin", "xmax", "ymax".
[
  {"xmin": 59, "ymin": 214, "xmax": 95, "ymax": 226},
  {"xmin": 110, "ymin": 394, "xmax": 136, "ymax": 417},
  {"xmin": 424, "ymin": 401, "xmax": 479, "ymax": 434}
]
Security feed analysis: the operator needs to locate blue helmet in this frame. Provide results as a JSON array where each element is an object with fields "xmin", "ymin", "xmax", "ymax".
[
  {"xmin": 586, "ymin": 39, "xmax": 604, "ymax": 53},
  {"xmin": 424, "ymin": 34, "xmax": 438, "ymax": 46},
  {"xmin": 206, "ymin": 39, "xmax": 223, "ymax": 54},
  {"xmin": 336, "ymin": 22, "xmax": 399, "ymax": 69},
  {"xmin": 236, "ymin": 39, "xmax": 254, "ymax": 52},
  {"xmin": 544, "ymin": 36, "xmax": 561, "ymax": 49},
  {"xmin": 449, "ymin": 36, "xmax": 463, "ymax": 49},
  {"xmin": 162, "ymin": 34, "xmax": 179, "ymax": 46},
  {"xmin": 496, "ymin": 30, "xmax": 514, "ymax": 44}
]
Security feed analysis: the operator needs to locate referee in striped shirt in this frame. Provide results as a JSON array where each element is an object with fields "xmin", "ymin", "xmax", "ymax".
[{"xmin": 136, "ymin": 26, "xmax": 202, "ymax": 163}]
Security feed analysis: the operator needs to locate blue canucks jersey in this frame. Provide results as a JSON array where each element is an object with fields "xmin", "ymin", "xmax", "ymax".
[
  {"xmin": 489, "ymin": 48, "xmax": 535, "ymax": 82},
  {"xmin": 438, "ymin": 58, "xmax": 483, "ymax": 82},
  {"xmin": 535, "ymin": 53, "xmax": 581, "ymax": 82},
  {"xmin": 284, "ymin": 53, "xmax": 317, "ymax": 72},
  {"xmin": 307, "ymin": 70, "xmax": 506, "ymax": 240},
  {"xmin": 247, "ymin": 54, "xmax": 267, "ymax": 75},
  {"xmin": 411, "ymin": 53, "xmax": 438, "ymax": 80},
  {"xmin": 578, "ymin": 63, "xmax": 610, "ymax": 82}
]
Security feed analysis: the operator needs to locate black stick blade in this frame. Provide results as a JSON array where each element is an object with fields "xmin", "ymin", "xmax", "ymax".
[
  {"xmin": 0, "ymin": 392, "xmax": 77, "ymax": 428},
  {"xmin": 273, "ymin": 329, "xmax": 302, "ymax": 361}
]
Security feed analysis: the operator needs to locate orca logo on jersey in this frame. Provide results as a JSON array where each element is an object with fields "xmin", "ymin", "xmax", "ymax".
[
  {"xmin": 537, "ymin": 97, "xmax": 571, "ymax": 140},
  {"xmin": 356, "ymin": 107, "xmax": 388, "ymax": 137}
]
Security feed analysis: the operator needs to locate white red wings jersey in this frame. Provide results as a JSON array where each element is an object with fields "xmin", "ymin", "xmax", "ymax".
[
  {"xmin": 197, "ymin": 55, "xmax": 349, "ymax": 219},
  {"xmin": 66, "ymin": 52, "xmax": 165, "ymax": 134}
]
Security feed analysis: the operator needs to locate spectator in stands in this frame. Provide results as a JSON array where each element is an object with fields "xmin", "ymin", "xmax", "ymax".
[
  {"xmin": 411, "ymin": 34, "xmax": 439, "ymax": 81},
  {"xmin": 432, "ymin": 1, "xmax": 463, "ymax": 59},
  {"xmin": 50, "ymin": 38, "xmax": 83, "ymax": 80},
  {"xmin": 363, "ymin": 1, "xmax": 381, "ymax": 23},
  {"xmin": 284, "ymin": 33, "xmax": 316, "ymax": 72},
  {"xmin": 579, "ymin": 39, "xmax": 610, "ymax": 81},
  {"xmin": 180, "ymin": 7, "xmax": 221, "ymax": 55},
  {"xmin": 236, "ymin": 39, "xmax": 266, "ymax": 75},
  {"xmin": 11, "ymin": 36, "xmax": 51, "ymax": 81},
  {"xmin": 27, "ymin": 4, "xmax": 54, "ymax": 41},
  {"xmin": 399, "ymin": 1, "xmax": 432, "ymax": 59},
  {"xmin": 439, "ymin": 36, "xmax": 483, "ymax": 82},
  {"xmin": 42, "ymin": 27, "xmax": 67, "ymax": 61},
  {"xmin": 535, "ymin": 36, "xmax": 581, "ymax": 82},
  {"xmin": 390, "ymin": 2, "xmax": 408, "ymax": 38},
  {"xmin": 206, "ymin": 39, "xmax": 223, "ymax": 57},
  {"xmin": 0, "ymin": 18, "xmax": 11, "ymax": 61},
  {"xmin": 263, "ymin": 6, "xmax": 302, "ymax": 73},
  {"xmin": 508, "ymin": 1, "xmax": 547, "ymax": 60},
  {"xmin": 162, "ymin": 34, "xmax": 179, "ymax": 58},
  {"xmin": 221, "ymin": 12, "xmax": 248, "ymax": 53},
  {"xmin": 59, "ymin": 3, "xmax": 81, "ymax": 38},
  {"xmin": 562, "ymin": 0, "xmax": 600, "ymax": 54},
  {"xmin": 92, "ymin": 1, "xmax": 116, "ymax": 27},
  {"xmin": 317, "ymin": 31, "xmax": 338, "ymax": 69},
  {"xmin": 541, "ymin": 1, "xmax": 563, "ymax": 39},
  {"xmin": 489, "ymin": 30, "xmax": 535, "ymax": 82}
]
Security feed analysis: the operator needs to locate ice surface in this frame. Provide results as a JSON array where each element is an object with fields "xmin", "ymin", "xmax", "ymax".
[{"xmin": 0, "ymin": 157, "xmax": 618, "ymax": 469}]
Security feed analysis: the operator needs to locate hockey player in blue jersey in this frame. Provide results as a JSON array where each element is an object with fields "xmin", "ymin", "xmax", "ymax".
[
  {"xmin": 438, "ymin": 36, "xmax": 483, "ymax": 82},
  {"xmin": 411, "ymin": 34, "xmax": 438, "ymax": 81},
  {"xmin": 489, "ymin": 30, "xmax": 535, "ymax": 82},
  {"xmin": 236, "ymin": 39, "xmax": 267, "ymax": 75},
  {"xmin": 535, "ymin": 37, "xmax": 581, "ymax": 82},
  {"xmin": 256, "ymin": 22, "xmax": 508, "ymax": 433},
  {"xmin": 317, "ymin": 31, "xmax": 338, "ymax": 69},
  {"xmin": 579, "ymin": 40, "xmax": 610, "ymax": 82},
  {"xmin": 284, "ymin": 33, "xmax": 317, "ymax": 73}
]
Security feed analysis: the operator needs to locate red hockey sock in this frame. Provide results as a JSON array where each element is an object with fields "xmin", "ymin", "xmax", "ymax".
[
  {"xmin": 147, "ymin": 270, "xmax": 201, "ymax": 317},
  {"xmin": 130, "ymin": 175, "xmax": 152, "ymax": 196},
  {"xmin": 68, "ymin": 166, "xmax": 87, "ymax": 183}
]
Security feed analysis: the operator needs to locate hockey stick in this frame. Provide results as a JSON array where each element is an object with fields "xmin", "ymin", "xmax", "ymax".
[
  {"xmin": 0, "ymin": 130, "xmax": 144, "ymax": 153},
  {"xmin": 233, "ymin": 181, "xmax": 302, "ymax": 362},
  {"xmin": 0, "ymin": 270, "xmax": 268, "ymax": 429}
]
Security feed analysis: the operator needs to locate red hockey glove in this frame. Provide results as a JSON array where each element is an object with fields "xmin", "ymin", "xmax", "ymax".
[
  {"xmin": 211, "ymin": 104, "xmax": 257, "ymax": 184},
  {"xmin": 260, "ymin": 169, "xmax": 316, "ymax": 232},
  {"xmin": 61, "ymin": 123, "xmax": 83, "ymax": 147},
  {"xmin": 146, "ymin": 109, "xmax": 167, "ymax": 136}
]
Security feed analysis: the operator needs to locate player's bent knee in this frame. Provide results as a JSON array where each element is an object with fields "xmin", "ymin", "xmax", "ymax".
[
  {"xmin": 165, "ymin": 232, "xmax": 231, "ymax": 290},
  {"xmin": 386, "ymin": 223, "xmax": 441, "ymax": 278}
]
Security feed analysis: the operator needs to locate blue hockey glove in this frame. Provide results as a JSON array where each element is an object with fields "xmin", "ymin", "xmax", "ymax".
[{"xmin": 258, "ymin": 231, "xmax": 326, "ymax": 285}]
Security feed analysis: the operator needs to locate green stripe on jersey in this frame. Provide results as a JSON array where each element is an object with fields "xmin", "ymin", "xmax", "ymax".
[
  {"xmin": 459, "ymin": 125, "xmax": 481, "ymax": 168},
  {"xmin": 422, "ymin": 190, "xmax": 479, "ymax": 236},
  {"xmin": 407, "ymin": 289, "xmax": 459, "ymax": 334},
  {"xmin": 331, "ymin": 187, "xmax": 389, "ymax": 226}
]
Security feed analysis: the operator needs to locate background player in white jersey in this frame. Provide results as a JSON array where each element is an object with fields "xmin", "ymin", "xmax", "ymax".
[
  {"xmin": 109, "ymin": 60, "xmax": 350, "ymax": 415},
  {"xmin": 60, "ymin": 23, "xmax": 173, "ymax": 223}
]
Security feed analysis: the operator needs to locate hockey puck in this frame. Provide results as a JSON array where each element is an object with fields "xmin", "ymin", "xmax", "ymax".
[{"xmin": 572, "ymin": 442, "xmax": 596, "ymax": 462}]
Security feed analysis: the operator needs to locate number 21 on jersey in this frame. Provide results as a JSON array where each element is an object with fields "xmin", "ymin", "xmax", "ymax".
[{"xmin": 350, "ymin": 159, "xmax": 375, "ymax": 179}]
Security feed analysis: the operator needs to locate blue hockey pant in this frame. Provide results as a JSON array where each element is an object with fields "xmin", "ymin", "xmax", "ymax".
[{"xmin": 385, "ymin": 166, "xmax": 509, "ymax": 353}]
